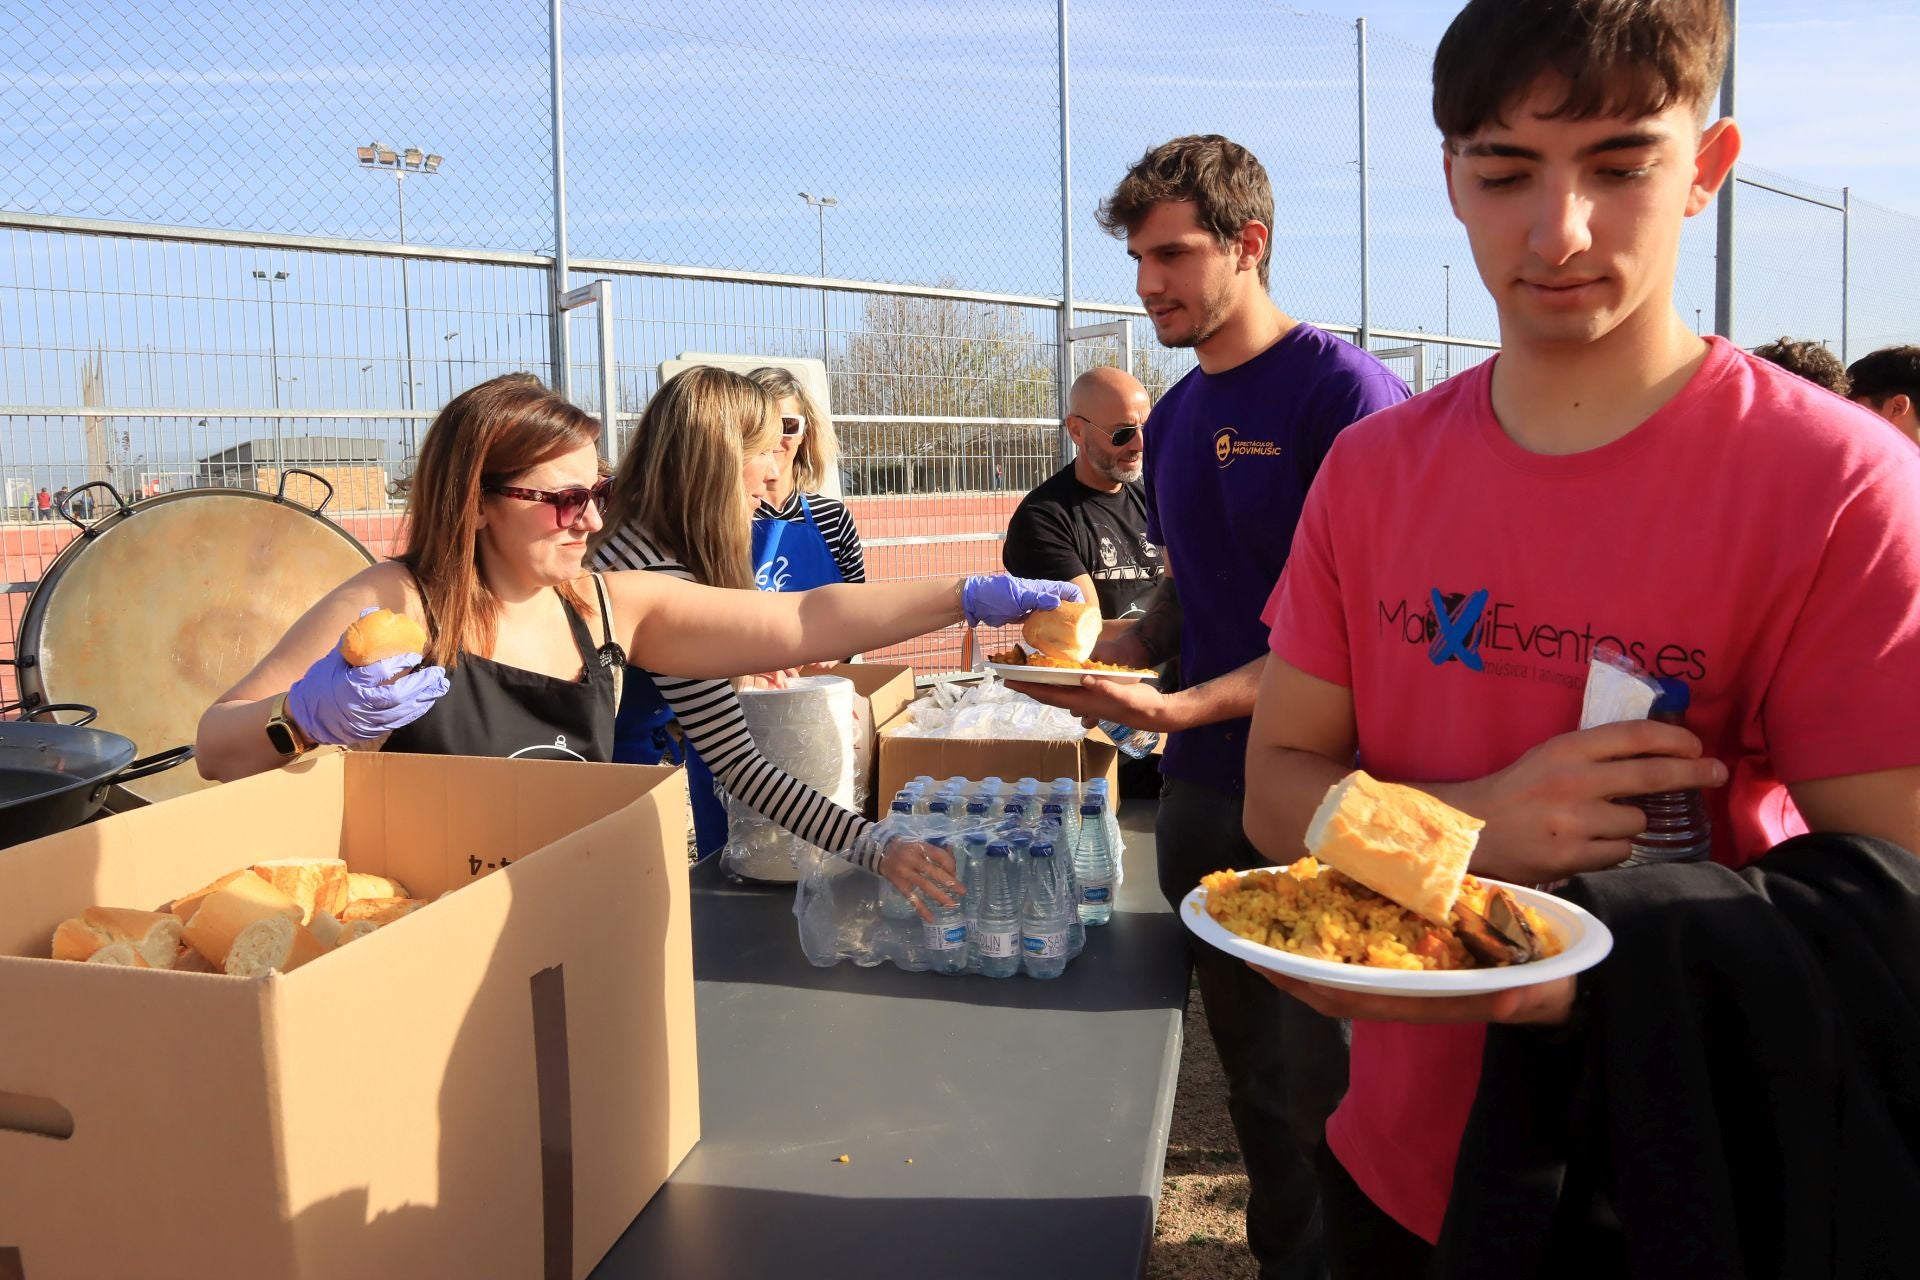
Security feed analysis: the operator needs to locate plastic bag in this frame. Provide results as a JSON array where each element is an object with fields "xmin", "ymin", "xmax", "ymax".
[{"xmin": 886, "ymin": 674, "xmax": 1087, "ymax": 742}]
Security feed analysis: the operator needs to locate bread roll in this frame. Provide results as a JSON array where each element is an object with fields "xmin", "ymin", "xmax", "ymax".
[
  {"xmin": 1022, "ymin": 600, "xmax": 1102, "ymax": 664},
  {"xmin": 250, "ymin": 858, "xmax": 349, "ymax": 924},
  {"xmin": 335, "ymin": 919, "xmax": 384, "ymax": 946},
  {"xmin": 346, "ymin": 872, "xmax": 411, "ymax": 903},
  {"xmin": 182, "ymin": 877, "xmax": 307, "ymax": 971},
  {"xmin": 1304, "ymin": 771, "xmax": 1483, "ymax": 924},
  {"xmin": 338, "ymin": 608, "xmax": 428, "ymax": 667}
]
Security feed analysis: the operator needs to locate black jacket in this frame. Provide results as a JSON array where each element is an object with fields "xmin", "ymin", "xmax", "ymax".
[{"xmin": 1436, "ymin": 834, "xmax": 1920, "ymax": 1280}]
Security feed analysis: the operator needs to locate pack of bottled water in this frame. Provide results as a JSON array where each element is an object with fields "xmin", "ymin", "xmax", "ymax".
[{"xmin": 794, "ymin": 774, "xmax": 1126, "ymax": 978}]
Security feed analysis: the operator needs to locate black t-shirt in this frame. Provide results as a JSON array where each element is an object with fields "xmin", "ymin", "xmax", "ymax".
[{"xmin": 1003, "ymin": 465, "xmax": 1163, "ymax": 619}]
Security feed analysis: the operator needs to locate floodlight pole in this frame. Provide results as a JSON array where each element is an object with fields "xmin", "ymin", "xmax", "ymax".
[
  {"xmin": 1056, "ymin": 0, "xmax": 1075, "ymax": 470},
  {"xmin": 550, "ymin": 0, "xmax": 573, "ymax": 401},
  {"xmin": 1713, "ymin": 0, "xmax": 1736, "ymax": 340},
  {"xmin": 1357, "ymin": 18, "xmax": 1371, "ymax": 351}
]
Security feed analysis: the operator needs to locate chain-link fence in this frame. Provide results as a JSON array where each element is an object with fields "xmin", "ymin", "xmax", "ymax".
[{"xmin": 6, "ymin": 1, "xmax": 1917, "ymax": 685}]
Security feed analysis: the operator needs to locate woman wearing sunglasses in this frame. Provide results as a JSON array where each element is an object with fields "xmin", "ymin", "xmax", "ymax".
[
  {"xmin": 196, "ymin": 373, "xmax": 1076, "ymax": 909},
  {"xmin": 744, "ymin": 366, "xmax": 865, "ymax": 596}
]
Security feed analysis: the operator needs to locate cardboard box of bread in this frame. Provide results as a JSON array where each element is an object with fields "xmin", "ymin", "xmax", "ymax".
[{"xmin": 0, "ymin": 750, "xmax": 698, "ymax": 1280}]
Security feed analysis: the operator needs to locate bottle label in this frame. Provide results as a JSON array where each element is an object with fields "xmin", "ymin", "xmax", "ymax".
[
  {"xmin": 975, "ymin": 928, "xmax": 1020, "ymax": 959},
  {"xmin": 925, "ymin": 921, "xmax": 967, "ymax": 950},
  {"xmin": 1080, "ymin": 881, "xmax": 1111, "ymax": 904},
  {"xmin": 1023, "ymin": 930, "xmax": 1068, "ymax": 959}
]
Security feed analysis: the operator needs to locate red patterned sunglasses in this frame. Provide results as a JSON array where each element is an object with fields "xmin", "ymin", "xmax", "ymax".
[{"xmin": 484, "ymin": 476, "xmax": 613, "ymax": 528}]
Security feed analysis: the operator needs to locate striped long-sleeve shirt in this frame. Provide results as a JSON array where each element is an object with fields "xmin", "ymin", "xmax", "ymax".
[{"xmin": 590, "ymin": 524, "xmax": 885, "ymax": 870}]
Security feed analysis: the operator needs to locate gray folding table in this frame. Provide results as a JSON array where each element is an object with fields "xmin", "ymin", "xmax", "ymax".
[{"xmin": 592, "ymin": 802, "xmax": 1190, "ymax": 1279}]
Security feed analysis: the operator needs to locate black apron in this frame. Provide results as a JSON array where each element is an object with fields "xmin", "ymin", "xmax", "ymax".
[{"xmin": 384, "ymin": 577, "xmax": 624, "ymax": 762}]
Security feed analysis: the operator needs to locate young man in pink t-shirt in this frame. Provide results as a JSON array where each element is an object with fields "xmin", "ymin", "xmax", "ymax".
[{"xmin": 1244, "ymin": 0, "xmax": 1920, "ymax": 1272}]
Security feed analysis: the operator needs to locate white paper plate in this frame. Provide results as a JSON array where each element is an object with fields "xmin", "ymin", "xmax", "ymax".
[
  {"xmin": 988, "ymin": 661, "xmax": 1158, "ymax": 686},
  {"xmin": 1180, "ymin": 870, "xmax": 1613, "ymax": 998}
]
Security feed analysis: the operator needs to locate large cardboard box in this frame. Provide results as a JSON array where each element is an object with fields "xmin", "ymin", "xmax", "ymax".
[
  {"xmin": 0, "ymin": 751, "xmax": 697, "ymax": 1280},
  {"xmin": 807, "ymin": 662, "xmax": 914, "ymax": 817},
  {"xmin": 876, "ymin": 718, "xmax": 1121, "ymax": 801}
]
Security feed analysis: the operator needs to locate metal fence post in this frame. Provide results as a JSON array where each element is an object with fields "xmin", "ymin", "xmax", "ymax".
[
  {"xmin": 1356, "ymin": 18, "xmax": 1371, "ymax": 351},
  {"xmin": 549, "ymin": 0, "xmax": 572, "ymax": 399},
  {"xmin": 1841, "ymin": 185, "xmax": 1851, "ymax": 364},
  {"xmin": 1713, "ymin": 0, "xmax": 1736, "ymax": 340},
  {"xmin": 1056, "ymin": 0, "xmax": 1075, "ymax": 470}
]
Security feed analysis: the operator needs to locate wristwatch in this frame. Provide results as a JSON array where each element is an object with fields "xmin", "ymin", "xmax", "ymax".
[{"xmin": 265, "ymin": 692, "xmax": 314, "ymax": 759}]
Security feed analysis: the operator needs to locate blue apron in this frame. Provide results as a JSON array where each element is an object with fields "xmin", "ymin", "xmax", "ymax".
[
  {"xmin": 611, "ymin": 496, "xmax": 847, "ymax": 858},
  {"xmin": 752, "ymin": 493, "xmax": 844, "ymax": 594}
]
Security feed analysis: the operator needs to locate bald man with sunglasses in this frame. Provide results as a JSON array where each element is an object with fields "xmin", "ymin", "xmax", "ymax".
[{"xmin": 1003, "ymin": 366, "xmax": 1165, "ymax": 625}]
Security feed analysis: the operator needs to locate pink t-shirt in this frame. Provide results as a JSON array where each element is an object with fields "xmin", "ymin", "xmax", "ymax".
[{"xmin": 1263, "ymin": 337, "xmax": 1920, "ymax": 1243}]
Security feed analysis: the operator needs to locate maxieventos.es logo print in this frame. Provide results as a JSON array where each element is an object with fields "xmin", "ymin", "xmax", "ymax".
[
  {"xmin": 1376, "ymin": 587, "xmax": 1710, "ymax": 689},
  {"xmin": 1212, "ymin": 426, "xmax": 1283, "ymax": 469}
]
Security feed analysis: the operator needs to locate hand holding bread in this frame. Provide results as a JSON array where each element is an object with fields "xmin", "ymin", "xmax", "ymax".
[
  {"xmin": 1022, "ymin": 600, "xmax": 1103, "ymax": 665},
  {"xmin": 285, "ymin": 607, "xmax": 450, "ymax": 745}
]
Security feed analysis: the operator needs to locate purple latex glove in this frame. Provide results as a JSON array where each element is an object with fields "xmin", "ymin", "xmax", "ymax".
[
  {"xmin": 286, "ymin": 625, "xmax": 450, "ymax": 746},
  {"xmin": 959, "ymin": 575, "xmax": 1084, "ymax": 628}
]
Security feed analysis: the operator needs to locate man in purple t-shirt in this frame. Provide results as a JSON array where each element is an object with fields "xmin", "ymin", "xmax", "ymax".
[{"xmin": 1016, "ymin": 135, "xmax": 1407, "ymax": 1280}]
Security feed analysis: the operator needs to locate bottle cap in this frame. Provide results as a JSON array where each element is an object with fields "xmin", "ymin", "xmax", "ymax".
[
  {"xmin": 1080, "ymin": 803, "xmax": 1100, "ymax": 817},
  {"xmin": 890, "ymin": 800, "xmax": 912, "ymax": 814},
  {"xmin": 986, "ymin": 841, "xmax": 1010, "ymax": 858},
  {"xmin": 1030, "ymin": 841, "xmax": 1054, "ymax": 858},
  {"xmin": 1652, "ymin": 677, "xmax": 1691, "ymax": 716}
]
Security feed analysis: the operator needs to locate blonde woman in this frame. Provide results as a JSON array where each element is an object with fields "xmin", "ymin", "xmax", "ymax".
[
  {"xmin": 745, "ymin": 366, "xmax": 864, "ymax": 591},
  {"xmin": 590, "ymin": 365, "xmax": 1082, "ymax": 871}
]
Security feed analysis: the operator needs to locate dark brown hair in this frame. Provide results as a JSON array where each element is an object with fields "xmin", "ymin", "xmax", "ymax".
[
  {"xmin": 1432, "ymin": 0, "xmax": 1730, "ymax": 145},
  {"xmin": 401, "ymin": 373, "xmax": 600, "ymax": 666},
  {"xmin": 1846, "ymin": 345, "xmax": 1920, "ymax": 409},
  {"xmin": 1752, "ymin": 338, "xmax": 1850, "ymax": 396},
  {"xmin": 1095, "ymin": 134, "xmax": 1275, "ymax": 288}
]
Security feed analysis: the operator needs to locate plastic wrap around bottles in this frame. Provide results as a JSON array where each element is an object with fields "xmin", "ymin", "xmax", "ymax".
[
  {"xmin": 795, "ymin": 774, "xmax": 1116, "ymax": 976},
  {"xmin": 719, "ymin": 675, "xmax": 859, "ymax": 882}
]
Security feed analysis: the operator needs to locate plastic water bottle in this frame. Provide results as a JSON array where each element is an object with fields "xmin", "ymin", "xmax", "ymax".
[
  {"xmin": 1021, "ymin": 840, "xmax": 1072, "ymax": 979},
  {"xmin": 1097, "ymin": 719, "xmax": 1161, "ymax": 760},
  {"xmin": 1048, "ymin": 779, "xmax": 1082, "ymax": 851},
  {"xmin": 920, "ymin": 834, "xmax": 969, "ymax": 974},
  {"xmin": 960, "ymin": 804, "xmax": 993, "ymax": 923},
  {"xmin": 973, "ymin": 841, "xmax": 1023, "ymax": 978},
  {"xmin": 1086, "ymin": 780, "xmax": 1123, "ymax": 859},
  {"xmin": 1620, "ymin": 678, "xmax": 1713, "ymax": 866},
  {"xmin": 1073, "ymin": 800, "xmax": 1115, "ymax": 925},
  {"xmin": 878, "ymin": 799, "xmax": 918, "ymax": 920}
]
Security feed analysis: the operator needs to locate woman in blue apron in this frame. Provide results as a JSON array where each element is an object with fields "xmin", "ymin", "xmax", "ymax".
[
  {"xmin": 198, "ymin": 372, "xmax": 1073, "ymax": 913},
  {"xmin": 746, "ymin": 364, "xmax": 866, "ymax": 594}
]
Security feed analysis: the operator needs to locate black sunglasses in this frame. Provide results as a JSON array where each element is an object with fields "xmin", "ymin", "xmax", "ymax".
[
  {"xmin": 1070, "ymin": 414, "xmax": 1144, "ymax": 448},
  {"xmin": 779, "ymin": 414, "xmax": 807, "ymax": 438},
  {"xmin": 484, "ymin": 476, "xmax": 613, "ymax": 528}
]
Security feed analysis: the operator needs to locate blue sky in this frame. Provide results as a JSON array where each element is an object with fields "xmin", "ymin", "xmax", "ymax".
[{"xmin": 2, "ymin": 0, "xmax": 1914, "ymax": 428}]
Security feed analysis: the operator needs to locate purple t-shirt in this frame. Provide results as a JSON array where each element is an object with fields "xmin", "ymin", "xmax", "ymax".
[{"xmin": 1143, "ymin": 322, "xmax": 1409, "ymax": 790}]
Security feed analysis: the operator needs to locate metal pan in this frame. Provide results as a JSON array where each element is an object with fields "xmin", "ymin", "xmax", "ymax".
[
  {"xmin": 10, "ymin": 473, "xmax": 375, "ymax": 808},
  {"xmin": 0, "ymin": 704, "xmax": 194, "ymax": 849}
]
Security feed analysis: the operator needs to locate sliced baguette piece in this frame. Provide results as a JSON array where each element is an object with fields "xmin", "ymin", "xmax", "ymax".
[
  {"xmin": 182, "ymin": 877, "xmax": 307, "ymax": 970},
  {"xmin": 1021, "ymin": 600, "xmax": 1102, "ymax": 664},
  {"xmin": 334, "ymin": 919, "xmax": 383, "ymax": 947},
  {"xmin": 84, "ymin": 942, "xmax": 151, "ymax": 968},
  {"xmin": 346, "ymin": 872, "xmax": 410, "ymax": 904},
  {"xmin": 308, "ymin": 908, "xmax": 344, "ymax": 949},
  {"xmin": 222, "ymin": 920, "xmax": 329, "ymax": 979},
  {"xmin": 169, "ymin": 869, "xmax": 300, "ymax": 926},
  {"xmin": 51, "ymin": 915, "xmax": 114, "ymax": 962},
  {"xmin": 52, "ymin": 907, "xmax": 183, "ymax": 968},
  {"xmin": 339, "ymin": 896, "xmax": 423, "ymax": 926},
  {"xmin": 1304, "ymin": 770, "xmax": 1483, "ymax": 925},
  {"xmin": 249, "ymin": 858, "xmax": 350, "ymax": 924},
  {"xmin": 171, "ymin": 944, "xmax": 217, "ymax": 974}
]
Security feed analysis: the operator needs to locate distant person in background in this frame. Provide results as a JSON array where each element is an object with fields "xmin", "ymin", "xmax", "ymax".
[
  {"xmin": 1847, "ymin": 344, "xmax": 1920, "ymax": 446},
  {"xmin": 52, "ymin": 486, "xmax": 70, "ymax": 518},
  {"xmin": 745, "ymin": 366, "xmax": 866, "ymax": 592},
  {"xmin": 35, "ymin": 488, "xmax": 51, "ymax": 521},
  {"xmin": 993, "ymin": 461, "xmax": 1005, "ymax": 488},
  {"xmin": 1752, "ymin": 336, "xmax": 1850, "ymax": 396}
]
